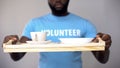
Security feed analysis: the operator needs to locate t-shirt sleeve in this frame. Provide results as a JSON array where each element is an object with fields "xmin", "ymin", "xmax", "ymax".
[
  {"xmin": 84, "ymin": 20, "xmax": 97, "ymax": 38},
  {"xmin": 22, "ymin": 19, "xmax": 35, "ymax": 39}
]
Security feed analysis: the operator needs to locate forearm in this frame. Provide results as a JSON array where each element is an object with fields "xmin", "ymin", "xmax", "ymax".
[{"xmin": 92, "ymin": 49, "xmax": 110, "ymax": 64}]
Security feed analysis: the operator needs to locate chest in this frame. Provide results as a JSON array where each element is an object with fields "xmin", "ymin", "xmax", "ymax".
[{"xmin": 33, "ymin": 20, "xmax": 87, "ymax": 42}]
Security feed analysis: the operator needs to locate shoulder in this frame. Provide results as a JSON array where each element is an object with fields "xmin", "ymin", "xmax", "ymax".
[
  {"xmin": 69, "ymin": 13, "xmax": 93, "ymax": 24},
  {"xmin": 69, "ymin": 13, "xmax": 89, "ymax": 21},
  {"xmin": 27, "ymin": 14, "xmax": 50, "ymax": 25},
  {"xmin": 70, "ymin": 13, "xmax": 96, "ymax": 28},
  {"xmin": 31, "ymin": 14, "xmax": 50, "ymax": 21}
]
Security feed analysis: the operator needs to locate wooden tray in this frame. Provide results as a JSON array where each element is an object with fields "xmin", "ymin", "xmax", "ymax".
[{"xmin": 3, "ymin": 38, "xmax": 105, "ymax": 53}]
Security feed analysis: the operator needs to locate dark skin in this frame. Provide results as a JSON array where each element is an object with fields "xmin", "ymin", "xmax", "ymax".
[
  {"xmin": 92, "ymin": 33, "xmax": 112, "ymax": 63},
  {"xmin": 3, "ymin": 35, "xmax": 30, "ymax": 61},
  {"xmin": 48, "ymin": 0, "xmax": 69, "ymax": 16},
  {"xmin": 3, "ymin": 0, "xmax": 112, "ymax": 63}
]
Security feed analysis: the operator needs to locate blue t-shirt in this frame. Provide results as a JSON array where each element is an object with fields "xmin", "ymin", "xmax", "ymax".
[{"xmin": 22, "ymin": 13, "xmax": 97, "ymax": 68}]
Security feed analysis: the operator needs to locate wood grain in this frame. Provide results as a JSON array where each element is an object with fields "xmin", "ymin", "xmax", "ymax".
[{"xmin": 3, "ymin": 38, "xmax": 105, "ymax": 52}]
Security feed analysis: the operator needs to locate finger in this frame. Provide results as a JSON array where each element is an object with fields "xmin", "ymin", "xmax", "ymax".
[
  {"xmin": 92, "ymin": 38, "xmax": 99, "ymax": 43},
  {"xmin": 105, "ymin": 40, "xmax": 112, "ymax": 47},
  {"xmin": 10, "ymin": 35, "xmax": 19, "ymax": 39},
  {"xmin": 102, "ymin": 34, "xmax": 111, "ymax": 41},
  {"xmin": 92, "ymin": 34, "xmax": 102, "ymax": 43},
  {"xmin": 91, "ymin": 36, "xmax": 98, "ymax": 42},
  {"xmin": 97, "ymin": 32, "xmax": 104, "ymax": 38},
  {"xmin": 3, "ymin": 36, "xmax": 12, "ymax": 43},
  {"xmin": 3, "ymin": 35, "xmax": 19, "ymax": 43}
]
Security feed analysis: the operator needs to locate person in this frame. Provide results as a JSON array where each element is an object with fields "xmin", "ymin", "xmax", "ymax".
[{"xmin": 3, "ymin": 0, "xmax": 112, "ymax": 68}]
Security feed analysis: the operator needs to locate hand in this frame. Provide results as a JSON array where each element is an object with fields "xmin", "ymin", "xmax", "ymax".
[
  {"xmin": 3, "ymin": 35, "xmax": 19, "ymax": 44},
  {"xmin": 93, "ymin": 32, "xmax": 112, "ymax": 50}
]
